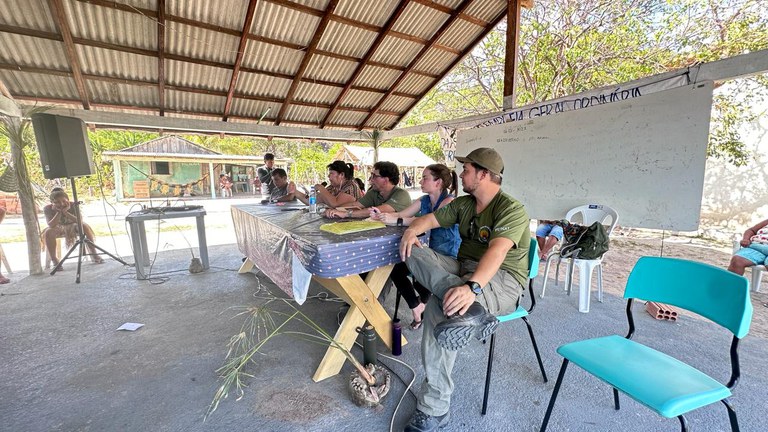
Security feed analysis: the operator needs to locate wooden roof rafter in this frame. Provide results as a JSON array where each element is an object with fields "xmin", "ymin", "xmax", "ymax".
[
  {"xmin": 157, "ymin": 0, "xmax": 165, "ymax": 116},
  {"xmin": 274, "ymin": 0, "xmax": 340, "ymax": 126},
  {"xmin": 47, "ymin": 0, "xmax": 90, "ymax": 110},
  {"xmin": 320, "ymin": 0, "xmax": 412, "ymax": 128},
  {"xmin": 360, "ymin": 0, "xmax": 476, "ymax": 129},
  {"xmin": 223, "ymin": 0, "xmax": 260, "ymax": 121}
]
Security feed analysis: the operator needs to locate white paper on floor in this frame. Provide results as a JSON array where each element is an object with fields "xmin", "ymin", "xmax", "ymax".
[{"xmin": 116, "ymin": 322, "xmax": 144, "ymax": 331}]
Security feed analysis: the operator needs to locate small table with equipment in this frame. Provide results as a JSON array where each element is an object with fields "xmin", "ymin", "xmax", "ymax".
[{"xmin": 125, "ymin": 207, "xmax": 209, "ymax": 280}]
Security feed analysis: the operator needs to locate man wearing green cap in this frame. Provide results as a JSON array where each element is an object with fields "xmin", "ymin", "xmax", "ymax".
[{"xmin": 399, "ymin": 147, "xmax": 530, "ymax": 432}]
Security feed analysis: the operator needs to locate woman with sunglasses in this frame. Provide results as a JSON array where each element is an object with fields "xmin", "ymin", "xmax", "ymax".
[{"xmin": 370, "ymin": 164, "xmax": 460, "ymax": 330}]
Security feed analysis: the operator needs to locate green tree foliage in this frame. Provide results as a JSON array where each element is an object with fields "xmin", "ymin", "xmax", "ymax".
[{"xmin": 400, "ymin": 0, "xmax": 768, "ymax": 166}]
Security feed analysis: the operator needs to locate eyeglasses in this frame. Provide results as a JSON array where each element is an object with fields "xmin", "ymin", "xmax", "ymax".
[{"xmin": 369, "ymin": 173, "xmax": 383, "ymax": 179}]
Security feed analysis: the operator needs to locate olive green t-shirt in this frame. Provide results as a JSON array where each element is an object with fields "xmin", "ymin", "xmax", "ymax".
[
  {"xmin": 432, "ymin": 191, "xmax": 530, "ymax": 287},
  {"xmin": 358, "ymin": 186, "xmax": 412, "ymax": 212}
]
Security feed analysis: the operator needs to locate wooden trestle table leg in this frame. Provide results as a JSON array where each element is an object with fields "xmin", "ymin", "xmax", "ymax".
[{"xmin": 311, "ymin": 264, "xmax": 407, "ymax": 382}]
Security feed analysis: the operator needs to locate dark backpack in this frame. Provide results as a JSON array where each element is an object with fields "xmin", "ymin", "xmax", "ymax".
[{"xmin": 560, "ymin": 221, "xmax": 610, "ymax": 260}]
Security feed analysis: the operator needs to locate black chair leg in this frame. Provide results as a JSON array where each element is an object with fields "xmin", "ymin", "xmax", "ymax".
[
  {"xmin": 678, "ymin": 414, "xmax": 689, "ymax": 432},
  {"xmin": 522, "ymin": 316, "xmax": 548, "ymax": 382},
  {"xmin": 612, "ymin": 387, "xmax": 620, "ymax": 410},
  {"xmin": 540, "ymin": 359, "xmax": 569, "ymax": 432},
  {"xmin": 722, "ymin": 398, "xmax": 740, "ymax": 432},
  {"xmin": 394, "ymin": 291, "xmax": 401, "ymax": 321},
  {"xmin": 481, "ymin": 333, "xmax": 496, "ymax": 415}
]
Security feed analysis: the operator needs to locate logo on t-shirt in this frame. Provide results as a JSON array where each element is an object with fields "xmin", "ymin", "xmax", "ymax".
[{"xmin": 478, "ymin": 225, "xmax": 491, "ymax": 243}]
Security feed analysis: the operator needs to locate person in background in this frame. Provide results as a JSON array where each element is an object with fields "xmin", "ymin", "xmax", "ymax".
[
  {"xmin": 398, "ymin": 148, "xmax": 530, "ymax": 432},
  {"xmin": 0, "ymin": 207, "xmax": 8, "ymax": 284},
  {"xmin": 370, "ymin": 164, "xmax": 460, "ymax": 330},
  {"xmin": 354, "ymin": 177, "xmax": 366, "ymax": 193},
  {"xmin": 219, "ymin": 174, "xmax": 233, "ymax": 198},
  {"xmin": 43, "ymin": 188, "xmax": 104, "ymax": 268},
  {"xmin": 536, "ymin": 219, "xmax": 564, "ymax": 260},
  {"xmin": 728, "ymin": 218, "xmax": 768, "ymax": 278},
  {"xmin": 324, "ymin": 161, "xmax": 411, "ymax": 219},
  {"xmin": 257, "ymin": 153, "xmax": 276, "ymax": 194},
  {"xmin": 291, "ymin": 161, "xmax": 362, "ymax": 208},
  {"xmin": 269, "ymin": 168, "xmax": 296, "ymax": 202}
]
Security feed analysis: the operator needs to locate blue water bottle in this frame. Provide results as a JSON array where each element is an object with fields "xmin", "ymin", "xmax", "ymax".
[{"xmin": 309, "ymin": 186, "xmax": 317, "ymax": 213}]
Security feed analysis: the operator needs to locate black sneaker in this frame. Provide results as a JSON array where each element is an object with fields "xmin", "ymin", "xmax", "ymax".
[
  {"xmin": 404, "ymin": 409, "xmax": 450, "ymax": 432},
  {"xmin": 433, "ymin": 302, "xmax": 499, "ymax": 351}
]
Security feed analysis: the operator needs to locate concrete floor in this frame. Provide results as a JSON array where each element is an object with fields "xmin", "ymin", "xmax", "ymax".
[{"xmin": 1, "ymin": 240, "xmax": 767, "ymax": 432}]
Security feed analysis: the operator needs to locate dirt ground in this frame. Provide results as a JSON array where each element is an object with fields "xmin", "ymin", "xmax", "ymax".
[{"xmin": 585, "ymin": 230, "xmax": 768, "ymax": 339}]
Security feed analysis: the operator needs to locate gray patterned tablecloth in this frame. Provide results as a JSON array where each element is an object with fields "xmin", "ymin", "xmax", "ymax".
[{"xmin": 232, "ymin": 204, "xmax": 424, "ymax": 302}]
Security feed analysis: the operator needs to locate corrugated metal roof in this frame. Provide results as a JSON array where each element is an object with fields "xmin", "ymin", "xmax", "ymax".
[
  {"xmin": 165, "ymin": 60, "xmax": 231, "ymax": 91},
  {"xmin": 241, "ymin": 40, "xmax": 303, "ymax": 74},
  {"xmin": 87, "ymin": 80, "xmax": 158, "ymax": 107},
  {"xmin": 294, "ymin": 81, "xmax": 342, "ymax": 105},
  {"xmin": 1, "ymin": 0, "xmax": 511, "ymax": 132},
  {"xmin": 66, "ymin": 0, "xmax": 157, "ymax": 50},
  {"xmin": 0, "ymin": 34, "xmax": 69, "ymax": 70},
  {"xmin": 235, "ymin": 71, "xmax": 293, "ymax": 98},
  {"xmin": 165, "ymin": 22, "xmax": 239, "ymax": 64},
  {"xmin": 393, "ymin": 2, "xmax": 447, "ymax": 40},
  {"xmin": 168, "ymin": 0, "xmax": 248, "ymax": 30},
  {"xmin": 369, "ymin": 37, "xmax": 424, "ymax": 68},
  {"xmin": 0, "ymin": 0, "xmax": 57, "ymax": 32},
  {"xmin": 0, "ymin": 70, "xmax": 78, "ymax": 100},
  {"xmin": 334, "ymin": 0, "xmax": 398, "ymax": 26},
  {"xmin": 78, "ymin": 45, "xmax": 158, "ymax": 81},
  {"xmin": 340, "ymin": 89, "xmax": 382, "ymax": 109},
  {"xmin": 303, "ymin": 54, "xmax": 357, "ymax": 83},
  {"xmin": 317, "ymin": 21, "xmax": 376, "ymax": 59}
]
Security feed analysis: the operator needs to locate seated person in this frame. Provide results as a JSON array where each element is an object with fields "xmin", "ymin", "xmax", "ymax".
[
  {"xmin": 354, "ymin": 177, "xmax": 366, "ymax": 193},
  {"xmin": 370, "ymin": 164, "xmax": 460, "ymax": 329},
  {"xmin": 324, "ymin": 161, "xmax": 412, "ymax": 219},
  {"xmin": 0, "ymin": 207, "xmax": 8, "ymax": 284},
  {"xmin": 728, "ymin": 219, "xmax": 768, "ymax": 278},
  {"xmin": 536, "ymin": 219, "xmax": 565, "ymax": 260},
  {"xmin": 43, "ymin": 188, "xmax": 103, "ymax": 267},
  {"xmin": 268, "ymin": 168, "xmax": 296, "ymax": 202},
  {"xmin": 219, "ymin": 174, "xmax": 233, "ymax": 197},
  {"xmin": 291, "ymin": 161, "xmax": 362, "ymax": 208}
]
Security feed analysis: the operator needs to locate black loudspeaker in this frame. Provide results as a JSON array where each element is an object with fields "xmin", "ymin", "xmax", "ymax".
[{"xmin": 32, "ymin": 113, "xmax": 95, "ymax": 179}]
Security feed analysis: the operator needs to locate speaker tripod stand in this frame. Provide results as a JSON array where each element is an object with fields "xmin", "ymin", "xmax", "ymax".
[{"xmin": 50, "ymin": 178, "xmax": 127, "ymax": 283}]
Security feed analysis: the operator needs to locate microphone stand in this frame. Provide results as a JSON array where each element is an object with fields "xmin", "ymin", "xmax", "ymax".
[{"xmin": 50, "ymin": 177, "xmax": 128, "ymax": 283}]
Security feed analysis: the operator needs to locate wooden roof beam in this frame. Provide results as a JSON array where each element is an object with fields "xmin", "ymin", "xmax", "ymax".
[
  {"xmin": 360, "ymin": 0, "xmax": 475, "ymax": 129},
  {"xmin": 320, "ymin": 0, "xmax": 411, "ymax": 128},
  {"xmin": 274, "ymin": 0, "xmax": 340, "ymax": 125},
  {"xmin": 223, "ymin": 0, "xmax": 260, "ymax": 121},
  {"xmin": 157, "ymin": 0, "xmax": 166, "ymax": 116},
  {"xmin": 48, "ymin": 0, "xmax": 90, "ymax": 109}
]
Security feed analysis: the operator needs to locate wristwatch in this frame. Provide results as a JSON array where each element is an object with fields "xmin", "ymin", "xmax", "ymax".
[
  {"xmin": 467, "ymin": 280, "xmax": 483, "ymax": 295},
  {"xmin": 396, "ymin": 217, "xmax": 403, "ymax": 227}
]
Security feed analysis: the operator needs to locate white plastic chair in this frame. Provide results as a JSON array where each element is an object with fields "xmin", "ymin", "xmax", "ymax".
[
  {"xmin": 732, "ymin": 239, "xmax": 764, "ymax": 293},
  {"xmin": 541, "ymin": 204, "xmax": 619, "ymax": 313}
]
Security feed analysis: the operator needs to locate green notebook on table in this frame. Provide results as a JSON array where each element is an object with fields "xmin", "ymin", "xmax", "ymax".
[{"xmin": 320, "ymin": 220, "xmax": 386, "ymax": 235}]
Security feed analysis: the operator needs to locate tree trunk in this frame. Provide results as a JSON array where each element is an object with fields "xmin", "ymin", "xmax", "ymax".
[{"xmin": 8, "ymin": 117, "xmax": 43, "ymax": 275}]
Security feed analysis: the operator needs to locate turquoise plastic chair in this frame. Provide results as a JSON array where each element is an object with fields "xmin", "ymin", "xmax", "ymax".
[
  {"xmin": 539, "ymin": 256, "xmax": 753, "ymax": 431},
  {"xmin": 482, "ymin": 237, "xmax": 548, "ymax": 414}
]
